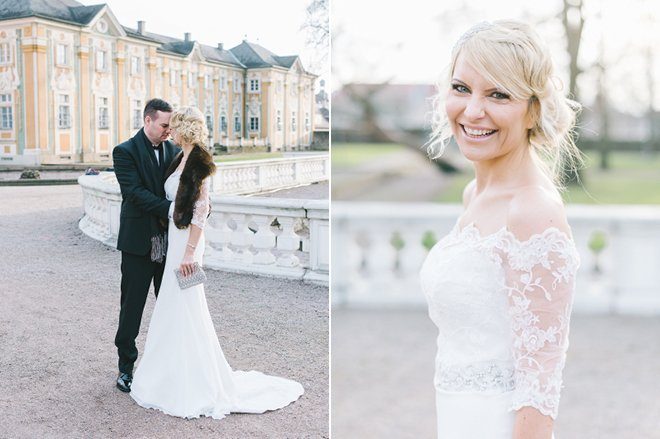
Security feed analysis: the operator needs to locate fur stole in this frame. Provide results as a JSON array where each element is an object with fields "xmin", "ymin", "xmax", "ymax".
[{"xmin": 165, "ymin": 144, "xmax": 216, "ymax": 229}]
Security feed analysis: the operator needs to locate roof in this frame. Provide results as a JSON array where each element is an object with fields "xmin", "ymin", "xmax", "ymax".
[
  {"xmin": 229, "ymin": 40, "xmax": 302, "ymax": 70},
  {"xmin": 0, "ymin": 1, "xmax": 305, "ymax": 71},
  {"xmin": 0, "ymin": 0, "xmax": 105, "ymax": 25},
  {"xmin": 120, "ymin": 26, "xmax": 245, "ymax": 67}
]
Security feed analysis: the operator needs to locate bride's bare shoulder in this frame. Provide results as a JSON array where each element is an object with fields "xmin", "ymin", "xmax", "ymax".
[
  {"xmin": 462, "ymin": 178, "xmax": 477, "ymax": 208},
  {"xmin": 506, "ymin": 185, "xmax": 571, "ymax": 240}
]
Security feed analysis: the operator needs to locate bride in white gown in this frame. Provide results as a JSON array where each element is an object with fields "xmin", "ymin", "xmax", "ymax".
[
  {"xmin": 419, "ymin": 21, "xmax": 582, "ymax": 438},
  {"xmin": 130, "ymin": 107, "xmax": 304, "ymax": 419}
]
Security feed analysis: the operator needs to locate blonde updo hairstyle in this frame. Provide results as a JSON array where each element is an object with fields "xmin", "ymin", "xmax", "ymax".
[
  {"xmin": 169, "ymin": 106, "xmax": 209, "ymax": 148},
  {"xmin": 428, "ymin": 20, "xmax": 583, "ymax": 187}
]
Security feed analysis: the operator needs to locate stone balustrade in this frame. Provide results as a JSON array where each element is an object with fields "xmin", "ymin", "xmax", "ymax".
[
  {"xmin": 204, "ymin": 196, "xmax": 328, "ymax": 284},
  {"xmin": 78, "ymin": 172, "xmax": 123, "ymax": 247},
  {"xmin": 77, "ymin": 155, "xmax": 329, "ymax": 284},
  {"xmin": 332, "ymin": 202, "xmax": 660, "ymax": 315},
  {"xmin": 212, "ymin": 155, "xmax": 329, "ymax": 195},
  {"xmin": 221, "ymin": 137, "xmax": 269, "ymax": 147}
]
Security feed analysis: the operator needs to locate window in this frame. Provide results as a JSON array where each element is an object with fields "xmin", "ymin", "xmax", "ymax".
[
  {"xmin": 233, "ymin": 74, "xmax": 240, "ymax": 93},
  {"xmin": 169, "ymin": 69, "xmax": 176, "ymax": 86},
  {"xmin": 0, "ymin": 43, "xmax": 10, "ymax": 64},
  {"xmin": 305, "ymin": 112, "xmax": 310, "ymax": 130},
  {"xmin": 56, "ymin": 44, "xmax": 68, "ymax": 66},
  {"xmin": 0, "ymin": 94, "xmax": 12, "ymax": 130},
  {"xmin": 188, "ymin": 72, "xmax": 195, "ymax": 88},
  {"xmin": 249, "ymin": 116, "xmax": 259, "ymax": 132},
  {"xmin": 132, "ymin": 100, "xmax": 142, "ymax": 129},
  {"xmin": 130, "ymin": 56, "xmax": 141, "ymax": 75},
  {"xmin": 276, "ymin": 110, "xmax": 282, "ymax": 131},
  {"xmin": 291, "ymin": 111, "xmax": 297, "ymax": 132},
  {"xmin": 204, "ymin": 74, "xmax": 211, "ymax": 89},
  {"xmin": 220, "ymin": 75, "xmax": 226, "ymax": 90},
  {"xmin": 96, "ymin": 50, "xmax": 107, "ymax": 71},
  {"xmin": 234, "ymin": 115, "xmax": 241, "ymax": 133},
  {"xmin": 205, "ymin": 110, "xmax": 213, "ymax": 131},
  {"xmin": 58, "ymin": 94, "xmax": 71, "ymax": 128},
  {"xmin": 220, "ymin": 115, "xmax": 227, "ymax": 133},
  {"xmin": 98, "ymin": 97, "xmax": 109, "ymax": 129},
  {"xmin": 249, "ymin": 79, "xmax": 260, "ymax": 92}
]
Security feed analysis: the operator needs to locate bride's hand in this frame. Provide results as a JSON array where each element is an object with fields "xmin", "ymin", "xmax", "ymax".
[{"xmin": 179, "ymin": 253, "xmax": 196, "ymax": 277}]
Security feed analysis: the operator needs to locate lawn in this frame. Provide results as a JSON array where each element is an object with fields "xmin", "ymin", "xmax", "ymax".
[
  {"xmin": 438, "ymin": 151, "xmax": 660, "ymax": 204},
  {"xmin": 331, "ymin": 142, "xmax": 405, "ymax": 168},
  {"xmin": 562, "ymin": 151, "xmax": 660, "ymax": 204},
  {"xmin": 332, "ymin": 142, "xmax": 660, "ymax": 204},
  {"xmin": 435, "ymin": 151, "xmax": 660, "ymax": 204}
]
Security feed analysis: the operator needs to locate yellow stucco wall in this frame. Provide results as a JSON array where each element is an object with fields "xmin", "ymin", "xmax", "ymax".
[{"xmin": 2, "ymin": 16, "xmax": 316, "ymax": 164}]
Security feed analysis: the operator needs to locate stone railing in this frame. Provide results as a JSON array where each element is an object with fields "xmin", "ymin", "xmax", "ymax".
[
  {"xmin": 204, "ymin": 196, "xmax": 328, "ymax": 284},
  {"xmin": 78, "ymin": 173, "xmax": 122, "ymax": 247},
  {"xmin": 220, "ymin": 137, "xmax": 269, "ymax": 147},
  {"xmin": 77, "ymin": 163, "xmax": 328, "ymax": 284},
  {"xmin": 332, "ymin": 202, "xmax": 660, "ymax": 315},
  {"xmin": 213, "ymin": 155, "xmax": 329, "ymax": 195}
]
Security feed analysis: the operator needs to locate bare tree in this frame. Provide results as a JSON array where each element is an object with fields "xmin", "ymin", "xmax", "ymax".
[
  {"xmin": 561, "ymin": 0, "xmax": 585, "ymax": 100},
  {"xmin": 302, "ymin": 0, "xmax": 329, "ymax": 70}
]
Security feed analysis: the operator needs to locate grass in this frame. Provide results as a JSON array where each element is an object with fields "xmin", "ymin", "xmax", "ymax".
[
  {"xmin": 562, "ymin": 151, "xmax": 660, "ymax": 204},
  {"xmin": 214, "ymin": 152, "xmax": 284, "ymax": 163},
  {"xmin": 332, "ymin": 142, "xmax": 660, "ymax": 204},
  {"xmin": 434, "ymin": 151, "xmax": 660, "ymax": 204},
  {"xmin": 331, "ymin": 143, "xmax": 405, "ymax": 168}
]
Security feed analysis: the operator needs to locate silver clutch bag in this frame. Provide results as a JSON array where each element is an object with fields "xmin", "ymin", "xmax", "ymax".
[{"xmin": 174, "ymin": 262, "xmax": 207, "ymax": 290}]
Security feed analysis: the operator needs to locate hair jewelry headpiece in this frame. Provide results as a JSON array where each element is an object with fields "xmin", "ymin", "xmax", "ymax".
[{"xmin": 453, "ymin": 21, "xmax": 495, "ymax": 52}]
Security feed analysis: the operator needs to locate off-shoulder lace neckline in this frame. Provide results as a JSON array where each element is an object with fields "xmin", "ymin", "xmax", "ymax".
[{"xmin": 454, "ymin": 221, "xmax": 575, "ymax": 245}]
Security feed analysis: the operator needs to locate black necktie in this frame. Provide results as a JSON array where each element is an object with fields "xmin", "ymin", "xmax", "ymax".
[{"xmin": 153, "ymin": 144, "xmax": 164, "ymax": 173}]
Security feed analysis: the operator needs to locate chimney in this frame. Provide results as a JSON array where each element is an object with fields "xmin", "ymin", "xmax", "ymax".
[
  {"xmin": 184, "ymin": 32, "xmax": 191, "ymax": 42},
  {"xmin": 217, "ymin": 42, "xmax": 224, "ymax": 51},
  {"xmin": 137, "ymin": 21, "xmax": 145, "ymax": 35}
]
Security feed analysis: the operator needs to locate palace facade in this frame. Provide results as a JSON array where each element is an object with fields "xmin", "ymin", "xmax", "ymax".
[{"xmin": 0, "ymin": 1, "xmax": 317, "ymax": 165}]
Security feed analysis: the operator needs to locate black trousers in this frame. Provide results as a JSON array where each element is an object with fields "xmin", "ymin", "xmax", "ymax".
[{"xmin": 114, "ymin": 251, "xmax": 165, "ymax": 374}]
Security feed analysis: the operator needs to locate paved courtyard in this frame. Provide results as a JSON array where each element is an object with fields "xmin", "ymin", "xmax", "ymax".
[
  {"xmin": 332, "ymin": 308, "xmax": 660, "ymax": 439},
  {"xmin": 0, "ymin": 185, "xmax": 328, "ymax": 438}
]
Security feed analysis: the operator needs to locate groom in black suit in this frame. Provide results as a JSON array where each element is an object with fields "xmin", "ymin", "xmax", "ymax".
[{"xmin": 112, "ymin": 98, "xmax": 179, "ymax": 392}]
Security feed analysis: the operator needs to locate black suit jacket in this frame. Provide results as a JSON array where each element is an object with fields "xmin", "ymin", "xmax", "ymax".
[{"xmin": 113, "ymin": 128, "xmax": 180, "ymax": 256}]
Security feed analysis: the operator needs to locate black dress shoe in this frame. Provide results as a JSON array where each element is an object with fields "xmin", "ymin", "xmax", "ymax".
[{"xmin": 116, "ymin": 372, "xmax": 132, "ymax": 393}]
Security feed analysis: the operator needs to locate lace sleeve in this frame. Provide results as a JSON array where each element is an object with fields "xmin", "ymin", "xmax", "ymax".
[
  {"xmin": 190, "ymin": 178, "xmax": 211, "ymax": 229},
  {"xmin": 503, "ymin": 228, "xmax": 580, "ymax": 419}
]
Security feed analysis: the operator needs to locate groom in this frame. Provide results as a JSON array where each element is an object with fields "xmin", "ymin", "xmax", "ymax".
[{"xmin": 112, "ymin": 98, "xmax": 179, "ymax": 392}]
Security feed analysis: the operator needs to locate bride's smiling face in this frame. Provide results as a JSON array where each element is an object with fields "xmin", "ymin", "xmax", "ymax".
[{"xmin": 445, "ymin": 54, "xmax": 533, "ymax": 163}]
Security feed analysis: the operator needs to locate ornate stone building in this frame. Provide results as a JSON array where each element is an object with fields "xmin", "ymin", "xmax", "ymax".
[{"xmin": 0, "ymin": 0, "xmax": 317, "ymax": 165}]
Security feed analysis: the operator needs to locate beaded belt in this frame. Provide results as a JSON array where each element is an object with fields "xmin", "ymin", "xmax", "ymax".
[{"xmin": 435, "ymin": 361, "xmax": 515, "ymax": 392}]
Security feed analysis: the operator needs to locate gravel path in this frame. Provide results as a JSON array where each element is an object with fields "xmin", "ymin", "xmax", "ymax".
[
  {"xmin": 0, "ymin": 185, "xmax": 328, "ymax": 439},
  {"xmin": 332, "ymin": 308, "xmax": 660, "ymax": 439}
]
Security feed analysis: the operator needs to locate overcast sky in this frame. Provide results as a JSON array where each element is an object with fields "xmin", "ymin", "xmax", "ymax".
[
  {"xmin": 332, "ymin": 0, "xmax": 660, "ymax": 113},
  {"xmin": 87, "ymin": 0, "xmax": 329, "ymax": 89}
]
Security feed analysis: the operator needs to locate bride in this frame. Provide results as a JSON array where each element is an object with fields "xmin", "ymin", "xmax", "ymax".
[
  {"xmin": 420, "ymin": 21, "xmax": 581, "ymax": 438},
  {"xmin": 130, "ymin": 106, "xmax": 304, "ymax": 419}
]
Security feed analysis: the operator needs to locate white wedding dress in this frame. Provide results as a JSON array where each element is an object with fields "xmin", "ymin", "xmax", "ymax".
[
  {"xmin": 130, "ymin": 168, "xmax": 304, "ymax": 419},
  {"xmin": 419, "ymin": 220, "xmax": 579, "ymax": 438}
]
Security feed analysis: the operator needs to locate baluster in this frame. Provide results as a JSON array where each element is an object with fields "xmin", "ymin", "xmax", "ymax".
[
  {"xmin": 256, "ymin": 164, "xmax": 264, "ymax": 192},
  {"xmin": 231, "ymin": 213, "xmax": 254, "ymax": 264},
  {"xmin": 300, "ymin": 218, "xmax": 310, "ymax": 253},
  {"xmin": 276, "ymin": 215, "xmax": 300, "ymax": 268},
  {"xmin": 398, "ymin": 229, "xmax": 428, "ymax": 277},
  {"xmin": 252, "ymin": 214, "xmax": 277, "ymax": 265}
]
